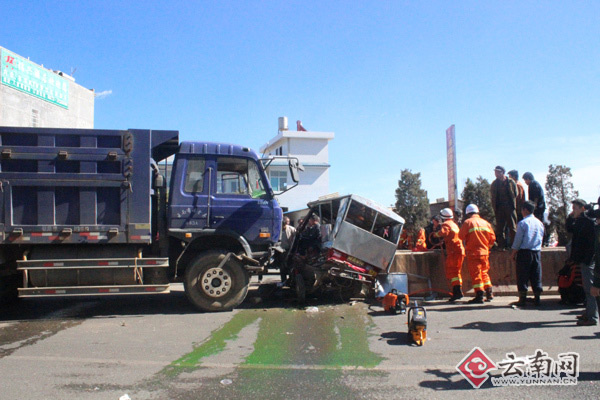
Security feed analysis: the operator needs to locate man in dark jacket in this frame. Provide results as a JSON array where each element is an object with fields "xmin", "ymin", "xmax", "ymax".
[
  {"xmin": 591, "ymin": 211, "xmax": 600, "ymax": 299},
  {"xmin": 566, "ymin": 199, "xmax": 597, "ymax": 326},
  {"xmin": 523, "ymin": 172, "xmax": 546, "ymax": 222},
  {"xmin": 299, "ymin": 214, "xmax": 321, "ymax": 256},
  {"xmin": 490, "ymin": 166, "xmax": 517, "ymax": 249},
  {"xmin": 591, "ymin": 207, "xmax": 600, "ymax": 299},
  {"xmin": 523, "ymin": 172, "xmax": 548, "ymax": 246}
]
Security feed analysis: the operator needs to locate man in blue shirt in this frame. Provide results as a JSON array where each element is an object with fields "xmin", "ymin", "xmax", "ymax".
[{"xmin": 511, "ymin": 201, "xmax": 545, "ymax": 307}]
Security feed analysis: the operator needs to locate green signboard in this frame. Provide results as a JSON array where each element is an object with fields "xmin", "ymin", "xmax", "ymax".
[{"xmin": 1, "ymin": 48, "xmax": 69, "ymax": 109}]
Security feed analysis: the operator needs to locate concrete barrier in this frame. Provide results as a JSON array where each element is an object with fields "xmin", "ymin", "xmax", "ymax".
[{"xmin": 389, "ymin": 247, "xmax": 568, "ymax": 297}]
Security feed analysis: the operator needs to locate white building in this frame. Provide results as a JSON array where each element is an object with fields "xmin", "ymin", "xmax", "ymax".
[
  {"xmin": 0, "ymin": 46, "xmax": 94, "ymax": 128},
  {"xmin": 260, "ymin": 117, "xmax": 334, "ymax": 211}
]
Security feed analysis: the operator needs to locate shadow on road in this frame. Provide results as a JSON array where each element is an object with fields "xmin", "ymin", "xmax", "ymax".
[
  {"xmin": 0, "ymin": 283, "xmax": 368, "ymax": 322},
  {"xmin": 243, "ymin": 284, "xmax": 366, "ymax": 311},
  {"xmin": 419, "ymin": 368, "xmax": 474, "ymax": 390},
  {"xmin": 380, "ymin": 331, "xmax": 417, "ymax": 346},
  {"xmin": 0, "ymin": 290, "xmax": 199, "ymax": 322},
  {"xmin": 453, "ymin": 319, "xmax": 574, "ymax": 332},
  {"xmin": 577, "ymin": 371, "xmax": 600, "ymax": 381},
  {"xmin": 427, "ymin": 298, "xmax": 585, "ymax": 313},
  {"xmin": 571, "ymin": 331, "xmax": 600, "ymax": 340}
]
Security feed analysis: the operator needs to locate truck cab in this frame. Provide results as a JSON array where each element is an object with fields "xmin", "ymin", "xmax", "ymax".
[
  {"xmin": 168, "ymin": 142, "xmax": 282, "ymax": 248},
  {"xmin": 0, "ymin": 127, "xmax": 296, "ymax": 312},
  {"xmin": 165, "ymin": 142, "xmax": 291, "ymax": 311}
]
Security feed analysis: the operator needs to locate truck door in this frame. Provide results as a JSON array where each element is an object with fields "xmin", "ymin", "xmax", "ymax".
[
  {"xmin": 169, "ymin": 156, "xmax": 209, "ymax": 230},
  {"xmin": 209, "ymin": 156, "xmax": 275, "ymax": 243}
]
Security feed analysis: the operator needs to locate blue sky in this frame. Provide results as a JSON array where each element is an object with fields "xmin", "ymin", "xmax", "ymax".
[{"xmin": 3, "ymin": 1, "xmax": 599, "ymax": 207}]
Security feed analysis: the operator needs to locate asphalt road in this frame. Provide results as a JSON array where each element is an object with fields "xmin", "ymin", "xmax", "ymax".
[{"xmin": 0, "ymin": 284, "xmax": 598, "ymax": 399}]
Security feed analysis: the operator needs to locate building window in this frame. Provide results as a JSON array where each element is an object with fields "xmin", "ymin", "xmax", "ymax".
[
  {"xmin": 32, "ymin": 109, "xmax": 39, "ymax": 127},
  {"xmin": 270, "ymin": 170, "xmax": 287, "ymax": 191}
]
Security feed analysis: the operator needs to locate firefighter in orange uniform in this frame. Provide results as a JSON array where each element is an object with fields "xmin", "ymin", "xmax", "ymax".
[
  {"xmin": 398, "ymin": 226, "xmax": 427, "ymax": 251},
  {"xmin": 414, "ymin": 228, "xmax": 427, "ymax": 252},
  {"xmin": 458, "ymin": 204, "xmax": 496, "ymax": 303},
  {"xmin": 398, "ymin": 229, "xmax": 413, "ymax": 250},
  {"xmin": 434, "ymin": 208, "xmax": 465, "ymax": 301}
]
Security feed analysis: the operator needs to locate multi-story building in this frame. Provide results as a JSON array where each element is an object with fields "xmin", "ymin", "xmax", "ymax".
[
  {"xmin": 260, "ymin": 117, "xmax": 334, "ymax": 211},
  {"xmin": 0, "ymin": 46, "xmax": 94, "ymax": 128}
]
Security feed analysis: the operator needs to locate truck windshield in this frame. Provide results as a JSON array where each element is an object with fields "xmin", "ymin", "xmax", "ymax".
[{"xmin": 216, "ymin": 157, "xmax": 267, "ymax": 199}]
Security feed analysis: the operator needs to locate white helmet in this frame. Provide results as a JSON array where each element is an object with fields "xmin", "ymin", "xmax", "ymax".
[
  {"xmin": 440, "ymin": 208, "xmax": 453, "ymax": 219},
  {"xmin": 465, "ymin": 204, "xmax": 479, "ymax": 215}
]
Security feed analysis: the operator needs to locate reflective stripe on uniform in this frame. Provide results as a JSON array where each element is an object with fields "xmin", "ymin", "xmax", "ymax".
[{"xmin": 468, "ymin": 226, "xmax": 493, "ymax": 234}]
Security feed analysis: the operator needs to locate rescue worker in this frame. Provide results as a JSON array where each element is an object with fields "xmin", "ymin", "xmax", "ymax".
[
  {"xmin": 459, "ymin": 204, "xmax": 496, "ymax": 303},
  {"xmin": 398, "ymin": 228, "xmax": 413, "ymax": 250},
  {"xmin": 434, "ymin": 208, "xmax": 465, "ymax": 302},
  {"xmin": 414, "ymin": 228, "xmax": 427, "ymax": 252},
  {"xmin": 399, "ymin": 226, "xmax": 427, "ymax": 251}
]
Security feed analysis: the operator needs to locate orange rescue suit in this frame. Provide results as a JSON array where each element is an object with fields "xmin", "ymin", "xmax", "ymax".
[
  {"xmin": 414, "ymin": 228, "xmax": 427, "ymax": 252},
  {"xmin": 458, "ymin": 214, "xmax": 496, "ymax": 292},
  {"xmin": 435, "ymin": 220, "xmax": 465, "ymax": 287},
  {"xmin": 399, "ymin": 229, "xmax": 427, "ymax": 251}
]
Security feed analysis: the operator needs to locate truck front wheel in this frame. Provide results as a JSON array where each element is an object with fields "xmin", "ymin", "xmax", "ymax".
[{"xmin": 184, "ymin": 251, "xmax": 250, "ymax": 312}]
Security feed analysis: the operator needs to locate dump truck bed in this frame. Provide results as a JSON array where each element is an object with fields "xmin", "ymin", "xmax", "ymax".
[{"xmin": 0, "ymin": 127, "xmax": 178, "ymax": 245}]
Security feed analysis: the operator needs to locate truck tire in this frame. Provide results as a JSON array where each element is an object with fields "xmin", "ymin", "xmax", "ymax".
[
  {"xmin": 0, "ymin": 273, "xmax": 19, "ymax": 304},
  {"xmin": 294, "ymin": 273, "xmax": 306, "ymax": 304},
  {"xmin": 184, "ymin": 251, "xmax": 250, "ymax": 312},
  {"xmin": 339, "ymin": 280, "xmax": 364, "ymax": 302}
]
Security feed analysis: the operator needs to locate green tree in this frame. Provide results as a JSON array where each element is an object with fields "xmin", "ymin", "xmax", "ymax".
[
  {"xmin": 394, "ymin": 169, "xmax": 430, "ymax": 232},
  {"xmin": 545, "ymin": 164, "xmax": 579, "ymax": 246},
  {"xmin": 461, "ymin": 176, "xmax": 495, "ymax": 226}
]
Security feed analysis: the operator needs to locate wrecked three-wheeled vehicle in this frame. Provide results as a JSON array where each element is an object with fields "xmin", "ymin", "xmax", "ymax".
[{"xmin": 283, "ymin": 194, "xmax": 404, "ymax": 303}]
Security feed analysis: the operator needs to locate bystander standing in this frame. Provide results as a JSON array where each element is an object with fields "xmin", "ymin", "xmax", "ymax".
[
  {"xmin": 277, "ymin": 216, "xmax": 296, "ymax": 285},
  {"xmin": 566, "ymin": 199, "xmax": 597, "ymax": 326},
  {"xmin": 491, "ymin": 166, "xmax": 518, "ymax": 249},
  {"xmin": 508, "ymin": 170, "xmax": 526, "ymax": 222},
  {"xmin": 511, "ymin": 201, "xmax": 545, "ymax": 307}
]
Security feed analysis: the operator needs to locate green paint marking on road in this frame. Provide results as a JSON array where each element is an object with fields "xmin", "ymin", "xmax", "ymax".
[
  {"xmin": 156, "ymin": 304, "xmax": 386, "ymax": 397},
  {"xmin": 163, "ymin": 310, "xmax": 260, "ymax": 376},
  {"xmin": 243, "ymin": 308, "xmax": 296, "ymax": 365},
  {"xmin": 244, "ymin": 304, "xmax": 384, "ymax": 368},
  {"xmin": 329, "ymin": 309, "xmax": 384, "ymax": 368},
  {"xmin": 232, "ymin": 304, "xmax": 384, "ymax": 398}
]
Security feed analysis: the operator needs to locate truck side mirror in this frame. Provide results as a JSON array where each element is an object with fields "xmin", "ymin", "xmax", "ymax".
[{"xmin": 289, "ymin": 159, "xmax": 303, "ymax": 183}]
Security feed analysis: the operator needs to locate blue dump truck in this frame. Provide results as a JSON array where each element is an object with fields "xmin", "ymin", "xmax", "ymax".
[{"xmin": 0, "ymin": 126, "xmax": 298, "ymax": 312}]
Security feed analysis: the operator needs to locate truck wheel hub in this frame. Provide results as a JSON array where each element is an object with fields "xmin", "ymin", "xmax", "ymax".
[{"xmin": 201, "ymin": 268, "xmax": 230, "ymax": 297}]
